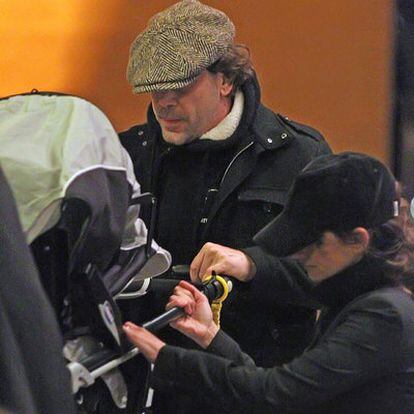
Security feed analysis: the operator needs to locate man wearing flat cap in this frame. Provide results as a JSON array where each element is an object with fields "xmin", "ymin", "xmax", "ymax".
[{"xmin": 120, "ymin": 1, "xmax": 330, "ymax": 410}]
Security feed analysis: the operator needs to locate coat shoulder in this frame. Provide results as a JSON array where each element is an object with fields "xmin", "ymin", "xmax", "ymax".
[
  {"xmin": 275, "ymin": 113, "xmax": 332, "ymax": 157},
  {"xmin": 276, "ymin": 114, "xmax": 325, "ymax": 143},
  {"xmin": 118, "ymin": 123, "xmax": 155, "ymax": 163},
  {"xmin": 118, "ymin": 123, "xmax": 150, "ymax": 144},
  {"xmin": 253, "ymin": 105, "xmax": 330, "ymax": 155},
  {"xmin": 353, "ymin": 288, "xmax": 414, "ymax": 317}
]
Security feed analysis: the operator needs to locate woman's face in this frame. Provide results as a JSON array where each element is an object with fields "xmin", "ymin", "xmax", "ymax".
[{"xmin": 289, "ymin": 230, "xmax": 367, "ymax": 284}]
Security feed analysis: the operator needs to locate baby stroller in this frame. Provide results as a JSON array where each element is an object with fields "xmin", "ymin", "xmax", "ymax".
[{"xmin": 0, "ymin": 91, "xmax": 172, "ymax": 413}]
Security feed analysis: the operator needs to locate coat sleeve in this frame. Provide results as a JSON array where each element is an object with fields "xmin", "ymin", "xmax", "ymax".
[
  {"xmin": 242, "ymin": 245, "xmax": 320, "ymax": 308},
  {"xmin": 151, "ymin": 295, "xmax": 404, "ymax": 413},
  {"xmin": 205, "ymin": 329, "xmax": 256, "ymax": 366}
]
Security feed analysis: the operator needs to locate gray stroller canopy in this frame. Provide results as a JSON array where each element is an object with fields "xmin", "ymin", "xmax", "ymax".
[{"xmin": 0, "ymin": 93, "xmax": 171, "ymax": 293}]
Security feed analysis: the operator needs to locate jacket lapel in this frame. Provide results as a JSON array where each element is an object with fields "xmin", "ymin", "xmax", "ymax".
[
  {"xmin": 202, "ymin": 137, "xmax": 259, "ymax": 237},
  {"xmin": 201, "ymin": 105, "xmax": 292, "ymax": 240}
]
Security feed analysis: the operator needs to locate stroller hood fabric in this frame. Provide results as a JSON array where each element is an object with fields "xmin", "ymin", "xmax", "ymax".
[
  {"xmin": 0, "ymin": 94, "xmax": 138, "ymax": 242},
  {"xmin": 0, "ymin": 93, "xmax": 171, "ymax": 288}
]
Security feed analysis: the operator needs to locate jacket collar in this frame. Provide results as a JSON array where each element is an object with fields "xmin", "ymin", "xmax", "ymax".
[
  {"xmin": 252, "ymin": 105, "xmax": 294, "ymax": 151},
  {"xmin": 145, "ymin": 72, "xmax": 291, "ymax": 153},
  {"xmin": 312, "ymin": 255, "xmax": 396, "ymax": 310},
  {"xmin": 307, "ymin": 255, "xmax": 398, "ymax": 349}
]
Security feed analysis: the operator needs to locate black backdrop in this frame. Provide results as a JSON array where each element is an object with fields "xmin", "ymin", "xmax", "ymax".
[{"xmin": 394, "ymin": 0, "xmax": 414, "ymax": 201}]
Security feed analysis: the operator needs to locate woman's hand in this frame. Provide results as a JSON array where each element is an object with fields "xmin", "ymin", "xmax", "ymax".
[
  {"xmin": 167, "ymin": 280, "xmax": 219, "ymax": 348},
  {"xmin": 123, "ymin": 322, "xmax": 165, "ymax": 363},
  {"xmin": 190, "ymin": 242, "xmax": 257, "ymax": 283}
]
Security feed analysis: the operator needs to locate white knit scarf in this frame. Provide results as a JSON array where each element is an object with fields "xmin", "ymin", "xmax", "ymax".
[{"xmin": 200, "ymin": 90, "xmax": 244, "ymax": 141}]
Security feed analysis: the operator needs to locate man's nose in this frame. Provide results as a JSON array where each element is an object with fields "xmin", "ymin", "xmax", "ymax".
[{"xmin": 152, "ymin": 90, "xmax": 178, "ymax": 107}]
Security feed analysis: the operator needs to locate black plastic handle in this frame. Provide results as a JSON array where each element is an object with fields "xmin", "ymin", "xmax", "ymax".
[
  {"xmin": 141, "ymin": 275, "xmax": 231, "ymax": 333},
  {"xmin": 142, "ymin": 306, "xmax": 185, "ymax": 332}
]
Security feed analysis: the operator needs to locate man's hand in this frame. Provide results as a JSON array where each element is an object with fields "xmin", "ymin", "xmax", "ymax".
[
  {"xmin": 190, "ymin": 242, "xmax": 257, "ymax": 283},
  {"xmin": 167, "ymin": 280, "xmax": 219, "ymax": 348},
  {"xmin": 123, "ymin": 322, "xmax": 165, "ymax": 363}
]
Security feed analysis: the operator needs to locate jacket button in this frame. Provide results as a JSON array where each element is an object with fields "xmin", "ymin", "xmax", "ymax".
[
  {"xmin": 138, "ymin": 130, "xmax": 144, "ymax": 136},
  {"xmin": 267, "ymin": 138, "xmax": 273, "ymax": 144},
  {"xmin": 263, "ymin": 202, "xmax": 272, "ymax": 213},
  {"xmin": 142, "ymin": 140, "xmax": 147, "ymax": 146},
  {"xmin": 281, "ymin": 133, "xmax": 288, "ymax": 139},
  {"xmin": 271, "ymin": 328, "xmax": 279, "ymax": 340}
]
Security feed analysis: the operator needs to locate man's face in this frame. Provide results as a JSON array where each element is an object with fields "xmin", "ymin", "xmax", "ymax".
[{"xmin": 151, "ymin": 70, "xmax": 233, "ymax": 145}]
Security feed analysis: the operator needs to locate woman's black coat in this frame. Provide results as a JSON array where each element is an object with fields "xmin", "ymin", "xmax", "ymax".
[{"xmin": 152, "ymin": 259, "xmax": 414, "ymax": 414}]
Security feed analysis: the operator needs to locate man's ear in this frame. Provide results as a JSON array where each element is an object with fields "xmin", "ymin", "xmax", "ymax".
[
  {"xmin": 219, "ymin": 74, "xmax": 233, "ymax": 97},
  {"xmin": 352, "ymin": 227, "xmax": 370, "ymax": 252}
]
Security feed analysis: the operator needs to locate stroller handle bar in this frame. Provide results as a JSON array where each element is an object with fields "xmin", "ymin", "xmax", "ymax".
[
  {"xmin": 142, "ymin": 274, "xmax": 233, "ymax": 332},
  {"xmin": 68, "ymin": 275, "xmax": 233, "ymax": 394}
]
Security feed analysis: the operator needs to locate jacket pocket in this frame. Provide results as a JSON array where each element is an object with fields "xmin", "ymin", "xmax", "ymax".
[
  {"xmin": 238, "ymin": 187, "xmax": 288, "ymax": 213},
  {"xmin": 207, "ymin": 187, "xmax": 287, "ymax": 248}
]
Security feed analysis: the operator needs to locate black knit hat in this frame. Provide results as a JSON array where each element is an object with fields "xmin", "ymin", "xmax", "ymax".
[{"xmin": 254, "ymin": 152, "xmax": 400, "ymax": 257}]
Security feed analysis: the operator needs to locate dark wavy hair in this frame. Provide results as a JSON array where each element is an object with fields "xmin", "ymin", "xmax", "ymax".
[
  {"xmin": 207, "ymin": 44, "xmax": 255, "ymax": 96},
  {"xmin": 336, "ymin": 185, "xmax": 414, "ymax": 288},
  {"xmin": 370, "ymin": 218, "xmax": 412, "ymax": 270}
]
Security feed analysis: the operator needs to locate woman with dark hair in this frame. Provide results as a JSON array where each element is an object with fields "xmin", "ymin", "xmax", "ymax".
[{"xmin": 123, "ymin": 152, "xmax": 414, "ymax": 414}]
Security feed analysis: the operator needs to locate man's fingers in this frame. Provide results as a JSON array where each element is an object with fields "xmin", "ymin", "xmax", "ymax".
[
  {"xmin": 190, "ymin": 242, "xmax": 220, "ymax": 282},
  {"xmin": 190, "ymin": 248, "xmax": 205, "ymax": 282}
]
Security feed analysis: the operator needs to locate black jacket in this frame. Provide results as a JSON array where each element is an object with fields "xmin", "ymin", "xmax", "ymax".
[
  {"xmin": 0, "ymin": 168, "xmax": 76, "ymax": 414},
  {"xmin": 152, "ymin": 257, "xmax": 414, "ymax": 414},
  {"xmin": 119, "ymin": 77, "xmax": 331, "ymax": 367}
]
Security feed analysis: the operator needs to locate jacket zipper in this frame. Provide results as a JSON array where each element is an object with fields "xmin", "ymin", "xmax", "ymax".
[
  {"xmin": 220, "ymin": 140, "xmax": 254, "ymax": 186},
  {"xmin": 200, "ymin": 140, "xmax": 255, "ymax": 239}
]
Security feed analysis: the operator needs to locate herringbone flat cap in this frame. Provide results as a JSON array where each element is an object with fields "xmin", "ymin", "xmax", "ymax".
[{"xmin": 127, "ymin": 0, "xmax": 235, "ymax": 93}]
